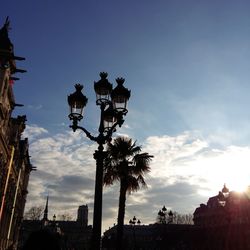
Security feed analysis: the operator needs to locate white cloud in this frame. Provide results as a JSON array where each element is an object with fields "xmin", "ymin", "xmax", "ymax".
[
  {"xmin": 22, "ymin": 124, "xmax": 48, "ymax": 141},
  {"xmin": 143, "ymin": 133, "xmax": 250, "ymax": 196},
  {"xmin": 25, "ymin": 126, "xmax": 250, "ymax": 231},
  {"xmin": 143, "ymin": 132, "xmax": 208, "ymax": 181},
  {"xmin": 25, "ymin": 126, "xmax": 97, "ymax": 220}
]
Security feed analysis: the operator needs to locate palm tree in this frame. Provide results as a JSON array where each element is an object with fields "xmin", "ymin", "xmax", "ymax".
[{"xmin": 103, "ymin": 136, "xmax": 153, "ymax": 250}]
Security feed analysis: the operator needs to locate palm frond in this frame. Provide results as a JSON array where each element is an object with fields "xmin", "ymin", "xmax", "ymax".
[
  {"xmin": 126, "ymin": 176, "xmax": 140, "ymax": 193},
  {"xmin": 133, "ymin": 153, "xmax": 153, "ymax": 174},
  {"xmin": 103, "ymin": 170, "xmax": 120, "ymax": 186},
  {"xmin": 137, "ymin": 174, "xmax": 147, "ymax": 188},
  {"xmin": 103, "ymin": 136, "xmax": 153, "ymax": 192}
]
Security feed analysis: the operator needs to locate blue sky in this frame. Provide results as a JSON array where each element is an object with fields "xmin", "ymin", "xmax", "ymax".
[{"xmin": 3, "ymin": 0, "xmax": 250, "ymax": 231}]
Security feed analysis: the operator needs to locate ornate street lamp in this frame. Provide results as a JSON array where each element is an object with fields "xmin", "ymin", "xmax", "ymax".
[
  {"xmin": 168, "ymin": 210, "xmax": 173, "ymax": 224},
  {"xmin": 68, "ymin": 84, "xmax": 88, "ymax": 123},
  {"xmin": 158, "ymin": 206, "xmax": 173, "ymax": 224},
  {"xmin": 103, "ymin": 104, "xmax": 117, "ymax": 132},
  {"xmin": 158, "ymin": 206, "xmax": 166, "ymax": 224},
  {"xmin": 111, "ymin": 77, "xmax": 130, "ymax": 114},
  {"xmin": 129, "ymin": 216, "xmax": 141, "ymax": 250},
  {"xmin": 94, "ymin": 72, "xmax": 112, "ymax": 105},
  {"xmin": 129, "ymin": 216, "xmax": 141, "ymax": 226},
  {"xmin": 67, "ymin": 72, "xmax": 130, "ymax": 250}
]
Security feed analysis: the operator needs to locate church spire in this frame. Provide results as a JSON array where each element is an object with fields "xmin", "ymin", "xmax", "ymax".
[{"xmin": 42, "ymin": 195, "xmax": 49, "ymax": 221}]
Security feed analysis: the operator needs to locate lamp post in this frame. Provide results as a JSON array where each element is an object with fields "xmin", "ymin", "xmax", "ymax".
[
  {"xmin": 129, "ymin": 216, "xmax": 141, "ymax": 250},
  {"xmin": 158, "ymin": 206, "xmax": 173, "ymax": 224},
  {"xmin": 129, "ymin": 216, "xmax": 141, "ymax": 226},
  {"xmin": 158, "ymin": 206, "xmax": 167, "ymax": 224},
  {"xmin": 67, "ymin": 72, "xmax": 130, "ymax": 250},
  {"xmin": 168, "ymin": 210, "xmax": 173, "ymax": 224}
]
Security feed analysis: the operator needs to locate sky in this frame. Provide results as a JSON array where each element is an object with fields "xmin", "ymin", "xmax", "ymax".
[{"xmin": 3, "ymin": 0, "xmax": 250, "ymax": 231}]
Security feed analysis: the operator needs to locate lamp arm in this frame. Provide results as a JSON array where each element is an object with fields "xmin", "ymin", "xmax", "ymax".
[{"xmin": 70, "ymin": 125, "xmax": 98, "ymax": 142}]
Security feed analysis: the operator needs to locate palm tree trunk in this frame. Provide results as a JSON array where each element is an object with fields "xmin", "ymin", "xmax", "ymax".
[{"xmin": 116, "ymin": 179, "xmax": 127, "ymax": 250}]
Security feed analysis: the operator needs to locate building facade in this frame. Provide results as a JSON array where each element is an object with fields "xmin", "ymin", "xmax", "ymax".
[{"xmin": 0, "ymin": 18, "xmax": 34, "ymax": 249}]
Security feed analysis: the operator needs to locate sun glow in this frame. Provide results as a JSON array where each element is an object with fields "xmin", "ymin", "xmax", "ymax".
[
  {"xmin": 148, "ymin": 135, "xmax": 250, "ymax": 198},
  {"xmin": 189, "ymin": 146, "xmax": 250, "ymax": 193}
]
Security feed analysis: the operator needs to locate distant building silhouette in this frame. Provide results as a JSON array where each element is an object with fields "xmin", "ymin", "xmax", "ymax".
[
  {"xmin": 192, "ymin": 184, "xmax": 250, "ymax": 250},
  {"xmin": 102, "ymin": 223, "xmax": 194, "ymax": 250},
  {"xmin": 0, "ymin": 18, "xmax": 34, "ymax": 249},
  {"xmin": 193, "ymin": 184, "xmax": 250, "ymax": 226},
  {"xmin": 77, "ymin": 204, "xmax": 88, "ymax": 227},
  {"xmin": 18, "ymin": 199, "xmax": 92, "ymax": 250}
]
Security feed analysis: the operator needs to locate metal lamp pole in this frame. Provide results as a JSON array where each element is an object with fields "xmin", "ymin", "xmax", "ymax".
[{"xmin": 67, "ymin": 72, "xmax": 130, "ymax": 250}]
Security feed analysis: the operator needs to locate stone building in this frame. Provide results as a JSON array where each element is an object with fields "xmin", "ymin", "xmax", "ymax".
[{"xmin": 0, "ymin": 18, "xmax": 34, "ymax": 249}]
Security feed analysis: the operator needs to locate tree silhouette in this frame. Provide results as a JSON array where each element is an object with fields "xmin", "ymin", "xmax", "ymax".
[
  {"xmin": 103, "ymin": 136, "xmax": 153, "ymax": 250},
  {"xmin": 24, "ymin": 206, "xmax": 43, "ymax": 220}
]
